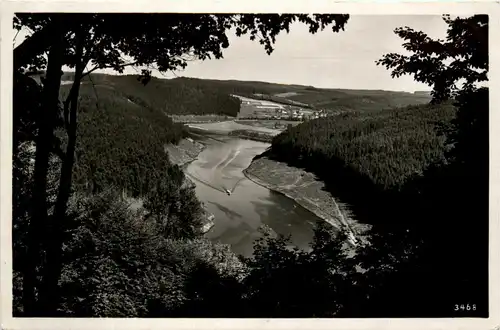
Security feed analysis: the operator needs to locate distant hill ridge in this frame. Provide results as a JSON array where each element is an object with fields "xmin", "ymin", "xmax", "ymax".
[{"xmin": 57, "ymin": 72, "xmax": 431, "ymax": 114}]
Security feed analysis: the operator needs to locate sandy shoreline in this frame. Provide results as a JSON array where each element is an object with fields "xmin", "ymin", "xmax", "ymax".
[
  {"xmin": 243, "ymin": 169, "xmax": 342, "ymax": 230},
  {"xmin": 243, "ymin": 156, "xmax": 370, "ymax": 242}
]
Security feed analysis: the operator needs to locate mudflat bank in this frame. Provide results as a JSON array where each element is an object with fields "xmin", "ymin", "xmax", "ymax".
[
  {"xmin": 164, "ymin": 138, "xmax": 205, "ymax": 168},
  {"xmin": 243, "ymin": 156, "xmax": 371, "ymax": 242},
  {"xmin": 186, "ymin": 120, "xmax": 282, "ymax": 136},
  {"xmin": 228, "ymin": 129, "xmax": 274, "ymax": 143}
]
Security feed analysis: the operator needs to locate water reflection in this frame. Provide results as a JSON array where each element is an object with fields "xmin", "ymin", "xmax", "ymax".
[
  {"xmin": 207, "ymin": 201, "xmax": 244, "ymax": 220},
  {"xmin": 186, "ymin": 137, "xmax": 322, "ymax": 257}
]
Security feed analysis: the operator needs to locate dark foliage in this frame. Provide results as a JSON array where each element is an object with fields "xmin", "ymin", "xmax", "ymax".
[
  {"xmin": 265, "ymin": 14, "xmax": 489, "ymax": 317},
  {"xmin": 15, "ymin": 14, "xmax": 349, "ymax": 76},
  {"xmin": 376, "ymin": 14, "xmax": 489, "ymax": 316},
  {"xmin": 241, "ymin": 224, "xmax": 353, "ymax": 317},
  {"xmin": 143, "ymin": 165, "xmax": 204, "ymax": 240},
  {"xmin": 13, "ymin": 13, "xmax": 352, "ymax": 317},
  {"xmin": 13, "ymin": 12, "xmax": 488, "ymax": 319},
  {"xmin": 376, "ymin": 15, "xmax": 487, "ymax": 103},
  {"xmin": 57, "ymin": 191, "xmax": 242, "ymax": 317}
]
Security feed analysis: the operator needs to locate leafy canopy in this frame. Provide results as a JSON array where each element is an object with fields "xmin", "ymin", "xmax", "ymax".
[
  {"xmin": 15, "ymin": 14, "xmax": 349, "ymax": 81},
  {"xmin": 376, "ymin": 15, "xmax": 488, "ymax": 103}
]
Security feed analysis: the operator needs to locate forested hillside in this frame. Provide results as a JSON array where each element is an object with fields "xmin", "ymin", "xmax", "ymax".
[
  {"xmin": 271, "ymin": 103, "xmax": 456, "ymax": 192},
  {"xmin": 61, "ymin": 73, "xmax": 242, "ymax": 117},
  {"xmin": 267, "ymin": 93, "xmax": 488, "ymax": 315},
  {"xmin": 268, "ymin": 102, "xmax": 456, "ymax": 233},
  {"xmin": 166, "ymin": 76, "xmax": 432, "ymax": 111},
  {"xmin": 12, "ymin": 13, "xmax": 487, "ymax": 319},
  {"xmin": 60, "ymin": 72, "xmax": 431, "ymax": 114},
  {"xmin": 59, "ymin": 84, "xmax": 187, "ymax": 196},
  {"xmin": 286, "ymin": 88, "xmax": 431, "ymax": 112},
  {"xmin": 15, "ymin": 73, "xmax": 236, "ymax": 316},
  {"xmin": 57, "ymin": 72, "xmax": 247, "ymax": 196},
  {"xmin": 265, "ymin": 13, "xmax": 488, "ymax": 317},
  {"xmin": 15, "ymin": 13, "xmax": 373, "ymax": 318}
]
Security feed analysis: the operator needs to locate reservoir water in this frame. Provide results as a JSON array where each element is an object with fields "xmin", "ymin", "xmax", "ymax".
[{"xmin": 185, "ymin": 135, "xmax": 323, "ymax": 257}]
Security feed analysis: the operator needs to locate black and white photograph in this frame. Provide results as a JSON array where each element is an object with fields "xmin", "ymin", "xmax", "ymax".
[{"xmin": 1, "ymin": 1, "xmax": 499, "ymax": 329}]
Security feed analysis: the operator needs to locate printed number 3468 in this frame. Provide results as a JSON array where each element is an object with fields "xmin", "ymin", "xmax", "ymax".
[{"xmin": 454, "ymin": 304, "xmax": 476, "ymax": 311}]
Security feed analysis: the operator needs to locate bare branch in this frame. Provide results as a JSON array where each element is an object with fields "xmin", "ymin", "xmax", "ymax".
[
  {"xmin": 81, "ymin": 65, "xmax": 102, "ymax": 78},
  {"xmin": 81, "ymin": 60, "xmax": 140, "ymax": 79},
  {"xmin": 87, "ymin": 72, "xmax": 100, "ymax": 112},
  {"xmin": 13, "ymin": 29, "xmax": 21, "ymax": 45}
]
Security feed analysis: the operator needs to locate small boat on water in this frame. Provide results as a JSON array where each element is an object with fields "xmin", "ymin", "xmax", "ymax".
[{"xmin": 225, "ymin": 189, "xmax": 232, "ymax": 196}]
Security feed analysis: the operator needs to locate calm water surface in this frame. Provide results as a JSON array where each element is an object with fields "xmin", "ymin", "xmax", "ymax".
[{"xmin": 185, "ymin": 135, "xmax": 322, "ymax": 257}]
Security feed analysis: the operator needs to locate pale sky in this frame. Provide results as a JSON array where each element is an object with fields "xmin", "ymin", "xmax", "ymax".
[
  {"xmin": 163, "ymin": 15, "xmax": 448, "ymax": 92},
  {"xmin": 15, "ymin": 15, "xmax": 449, "ymax": 92}
]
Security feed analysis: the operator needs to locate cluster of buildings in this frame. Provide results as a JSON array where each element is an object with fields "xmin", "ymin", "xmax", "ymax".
[
  {"xmin": 272, "ymin": 107, "xmax": 328, "ymax": 121},
  {"xmin": 231, "ymin": 94, "xmax": 329, "ymax": 121}
]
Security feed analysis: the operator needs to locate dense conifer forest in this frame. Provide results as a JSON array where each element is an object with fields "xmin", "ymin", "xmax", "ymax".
[
  {"xmin": 271, "ymin": 103, "xmax": 456, "ymax": 191},
  {"xmin": 150, "ymin": 76, "xmax": 431, "ymax": 111},
  {"xmin": 59, "ymin": 83, "xmax": 184, "ymax": 196},
  {"xmin": 62, "ymin": 73, "xmax": 242, "ymax": 116},
  {"xmin": 11, "ymin": 13, "xmax": 488, "ymax": 319},
  {"xmin": 266, "ymin": 14, "xmax": 489, "ymax": 317}
]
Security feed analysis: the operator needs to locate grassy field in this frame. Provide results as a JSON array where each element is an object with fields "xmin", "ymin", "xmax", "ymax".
[{"xmin": 238, "ymin": 103, "xmax": 282, "ymax": 119}]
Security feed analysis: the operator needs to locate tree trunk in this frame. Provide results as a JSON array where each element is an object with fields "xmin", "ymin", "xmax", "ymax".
[
  {"xmin": 23, "ymin": 18, "xmax": 66, "ymax": 316},
  {"xmin": 37, "ymin": 27, "xmax": 87, "ymax": 315},
  {"xmin": 14, "ymin": 15, "xmax": 80, "ymax": 72}
]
